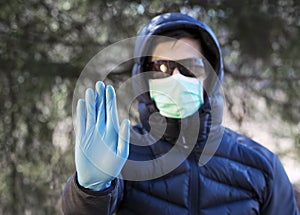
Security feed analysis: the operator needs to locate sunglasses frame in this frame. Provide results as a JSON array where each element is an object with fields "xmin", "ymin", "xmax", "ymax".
[{"xmin": 145, "ymin": 57, "xmax": 206, "ymax": 79}]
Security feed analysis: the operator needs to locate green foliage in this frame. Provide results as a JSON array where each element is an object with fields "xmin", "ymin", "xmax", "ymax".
[{"xmin": 0, "ymin": 0, "xmax": 299, "ymax": 213}]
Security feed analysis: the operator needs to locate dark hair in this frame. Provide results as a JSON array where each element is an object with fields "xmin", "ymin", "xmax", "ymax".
[{"xmin": 159, "ymin": 29, "xmax": 199, "ymax": 40}]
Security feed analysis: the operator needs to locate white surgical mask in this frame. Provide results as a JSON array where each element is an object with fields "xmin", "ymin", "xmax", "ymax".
[{"xmin": 149, "ymin": 73, "xmax": 204, "ymax": 119}]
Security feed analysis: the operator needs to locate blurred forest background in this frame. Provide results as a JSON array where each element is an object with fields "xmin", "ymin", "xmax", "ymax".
[{"xmin": 0, "ymin": 0, "xmax": 299, "ymax": 214}]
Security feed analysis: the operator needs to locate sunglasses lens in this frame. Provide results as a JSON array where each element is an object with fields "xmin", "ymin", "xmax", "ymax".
[
  {"xmin": 159, "ymin": 64, "xmax": 168, "ymax": 73},
  {"xmin": 146, "ymin": 61, "xmax": 172, "ymax": 79},
  {"xmin": 177, "ymin": 58, "xmax": 206, "ymax": 79}
]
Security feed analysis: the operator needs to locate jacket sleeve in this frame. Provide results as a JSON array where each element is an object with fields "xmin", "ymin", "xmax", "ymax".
[
  {"xmin": 62, "ymin": 173, "xmax": 123, "ymax": 215},
  {"xmin": 261, "ymin": 155, "xmax": 299, "ymax": 215}
]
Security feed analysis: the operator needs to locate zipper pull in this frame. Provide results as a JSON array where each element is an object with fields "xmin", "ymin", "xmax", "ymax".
[{"xmin": 182, "ymin": 136, "xmax": 189, "ymax": 149}]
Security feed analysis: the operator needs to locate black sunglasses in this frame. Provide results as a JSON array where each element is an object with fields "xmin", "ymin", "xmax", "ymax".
[{"xmin": 145, "ymin": 58, "xmax": 206, "ymax": 79}]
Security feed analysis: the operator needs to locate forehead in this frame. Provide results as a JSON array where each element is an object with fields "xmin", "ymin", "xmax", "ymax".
[{"xmin": 151, "ymin": 37, "xmax": 202, "ymax": 61}]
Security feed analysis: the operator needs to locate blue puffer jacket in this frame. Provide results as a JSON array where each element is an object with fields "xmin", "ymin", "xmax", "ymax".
[{"xmin": 62, "ymin": 13, "xmax": 299, "ymax": 215}]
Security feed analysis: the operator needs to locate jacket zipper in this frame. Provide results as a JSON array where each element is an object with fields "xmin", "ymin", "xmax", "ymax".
[{"xmin": 190, "ymin": 153, "xmax": 199, "ymax": 215}]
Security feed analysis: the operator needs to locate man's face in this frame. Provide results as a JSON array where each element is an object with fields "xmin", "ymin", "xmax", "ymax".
[{"xmin": 147, "ymin": 37, "xmax": 205, "ymax": 119}]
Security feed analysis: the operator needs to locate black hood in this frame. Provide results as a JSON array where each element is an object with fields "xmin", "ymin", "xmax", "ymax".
[{"xmin": 131, "ymin": 12, "xmax": 224, "ymax": 144}]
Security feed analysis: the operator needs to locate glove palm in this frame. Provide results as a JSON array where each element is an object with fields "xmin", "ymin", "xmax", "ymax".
[{"xmin": 75, "ymin": 82, "xmax": 130, "ymax": 191}]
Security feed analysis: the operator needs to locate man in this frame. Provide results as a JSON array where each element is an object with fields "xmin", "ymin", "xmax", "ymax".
[{"xmin": 62, "ymin": 12, "xmax": 299, "ymax": 214}]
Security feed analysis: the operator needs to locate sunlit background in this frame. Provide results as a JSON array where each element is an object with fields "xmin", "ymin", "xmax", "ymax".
[{"xmin": 0, "ymin": 0, "xmax": 299, "ymax": 214}]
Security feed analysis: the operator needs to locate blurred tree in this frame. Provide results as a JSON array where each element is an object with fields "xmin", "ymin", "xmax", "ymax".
[{"xmin": 0, "ymin": 0, "xmax": 299, "ymax": 214}]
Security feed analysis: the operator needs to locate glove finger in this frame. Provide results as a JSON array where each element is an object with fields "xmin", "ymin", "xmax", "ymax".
[
  {"xmin": 76, "ymin": 99, "xmax": 86, "ymax": 141},
  {"xmin": 106, "ymin": 85, "xmax": 119, "ymax": 151},
  {"xmin": 85, "ymin": 88, "xmax": 96, "ymax": 131},
  {"xmin": 117, "ymin": 119, "xmax": 130, "ymax": 159},
  {"xmin": 95, "ymin": 81, "xmax": 105, "ymax": 130}
]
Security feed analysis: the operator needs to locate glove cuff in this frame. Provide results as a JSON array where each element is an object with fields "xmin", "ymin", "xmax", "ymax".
[{"xmin": 76, "ymin": 172, "xmax": 112, "ymax": 191}]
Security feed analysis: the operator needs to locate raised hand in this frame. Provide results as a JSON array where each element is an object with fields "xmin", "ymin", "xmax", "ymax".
[{"xmin": 75, "ymin": 81, "xmax": 130, "ymax": 191}]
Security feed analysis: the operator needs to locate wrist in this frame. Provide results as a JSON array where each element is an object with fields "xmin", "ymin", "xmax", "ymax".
[
  {"xmin": 76, "ymin": 173, "xmax": 112, "ymax": 191},
  {"xmin": 87, "ymin": 180, "xmax": 112, "ymax": 191}
]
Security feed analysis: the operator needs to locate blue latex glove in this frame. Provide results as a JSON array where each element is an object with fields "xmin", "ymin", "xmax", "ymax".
[{"xmin": 75, "ymin": 81, "xmax": 130, "ymax": 191}]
